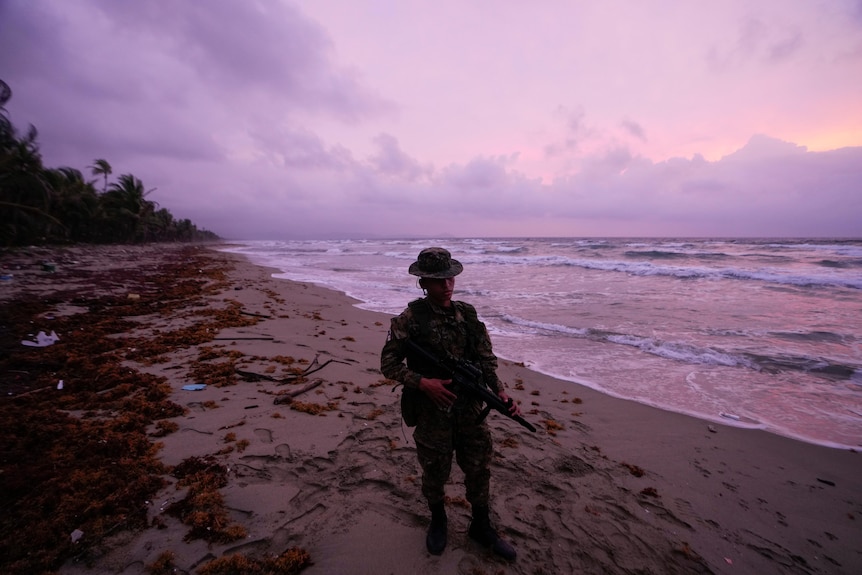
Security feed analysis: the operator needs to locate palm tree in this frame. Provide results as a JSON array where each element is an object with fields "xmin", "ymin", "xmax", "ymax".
[
  {"xmin": 0, "ymin": 120, "xmax": 59, "ymax": 245},
  {"xmin": 0, "ymin": 78, "xmax": 11, "ymax": 121},
  {"xmin": 149, "ymin": 207, "xmax": 175, "ymax": 241},
  {"xmin": 102, "ymin": 173, "xmax": 158, "ymax": 242},
  {"xmin": 90, "ymin": 158, "xmax": 112, "ymax": 192},
  {"xmin": 44, "ymin": 167, "xmax": 100, "ymax": 242}
]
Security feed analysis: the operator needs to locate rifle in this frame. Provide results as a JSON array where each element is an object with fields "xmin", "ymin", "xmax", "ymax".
[{"xmin": 406, "ymin": 339, "xmax": 536, "ymax": 432}]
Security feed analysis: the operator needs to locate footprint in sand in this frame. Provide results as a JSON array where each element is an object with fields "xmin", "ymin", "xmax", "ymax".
[
  {"xmin": 254, "ymin": 428, "xmax": 273, "ymax": 443},
  {"xmin": 275, "ymin": 443, "xmax": 292, "ymax": 459}
]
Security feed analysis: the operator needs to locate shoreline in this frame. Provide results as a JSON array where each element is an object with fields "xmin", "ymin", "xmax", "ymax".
[
  {"xmin": 228, "ymin": 246, "xmax": 858, "ymax": 452},
  {"xmin": 2, "ymin": 243, "xmax": 859, "ymax": 574}
]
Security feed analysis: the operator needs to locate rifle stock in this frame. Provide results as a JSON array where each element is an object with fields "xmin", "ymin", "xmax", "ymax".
[{"xmin": 406, "ymin": 339, "xmax": 536, "ymax": 433}]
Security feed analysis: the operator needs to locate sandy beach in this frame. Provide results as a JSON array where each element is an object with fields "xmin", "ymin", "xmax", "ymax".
[{"xmin": 1, "ymin": 243, "xmax": 859, "ymax": 575}]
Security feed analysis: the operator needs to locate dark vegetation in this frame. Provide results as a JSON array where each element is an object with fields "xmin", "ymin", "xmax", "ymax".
[{"xmin": 0, "ymin": 78, "xmax": 219, "ymax": 247}]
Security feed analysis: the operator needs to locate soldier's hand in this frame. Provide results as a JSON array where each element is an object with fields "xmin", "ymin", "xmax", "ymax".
[
  {"xmin": 419, "ymin": 377, "xmax": 457, "ymax": 409},
  {"xmin": 498, "ymin": 391, "xmax": 522, "ymax": 416}
]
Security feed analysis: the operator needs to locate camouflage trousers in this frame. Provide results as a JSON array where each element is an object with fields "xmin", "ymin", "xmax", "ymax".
[{"xmin": 413, "ymin": 402, "xmax": 493, "ymax": 507}]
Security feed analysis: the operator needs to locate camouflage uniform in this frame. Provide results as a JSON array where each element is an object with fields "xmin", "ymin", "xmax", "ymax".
[{"xmin": 380, "ymin": 296, "xmax": 504, "ymax": 507}]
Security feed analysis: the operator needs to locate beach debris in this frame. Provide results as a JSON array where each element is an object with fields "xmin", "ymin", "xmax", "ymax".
[
  {"xmin": 240, "ymin": 310, "xmax": 271, "ymax": 319},
  {"xmin": 70, "ymin": 529, "xmax": 84, "ymax": 543},
  {"xmin": 719, "ymin": 412, "xmax": 741, "ymax": 421},
  {"xmin": 196, "ymin": 548, "xmax": 311, "ymax": 575},
  {"xmin": 0, "ymin": 273, "xmax": 12, "ymax": 281},
  {"xmin": 127, "ymin": 293, "xmax": 140, "ymax": 300},
  {"xmin": 707, "ymin": 425, "xmax": 717, "ymax": 433},
  {"xmin": 288, "ymin": 399, "xmax": 339, "ymax": 415},
  {"xmin": 57, "ymin": 380, "xmax": 64, "ymax": 390},
  {"xmin": 0, "ymin": 245, "xmax": 241, "ymax": 573},
  {"xmin": 238, "ymin": 354, "xmax": 349, "ymax": 385},
  {"xmin": 145, "ymin": 551, "xmax": 178, "ymax": 574},
  {"xmin": 165, "ymin": 455, "xmax": 246, "ymax": 544},
  {"xmin": 151, "ymin": 420, "xmax": 179, "ymax": 437},
  {"xmin": 543, "ymin": 418, "xmax": 565, "ymax": 436},
  {"xmin": 816, "ymin": 477, "xmax": 836, "ymax": 487},
  {"xmin": 21, "ymin": 330, "xmax": 60, "ymax": 347},
  {"xmin": 182, "ymin": 383, "xmax": 207, "ymax": 391},
  {"xmin": 274, "ymin": 378, "xmax": 325, "ymax": 404}
]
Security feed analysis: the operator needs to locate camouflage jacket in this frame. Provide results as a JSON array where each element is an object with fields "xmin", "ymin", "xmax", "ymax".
[{"xmin": 380, "ymin": 297, "xmax": 503, "ymax": 394}]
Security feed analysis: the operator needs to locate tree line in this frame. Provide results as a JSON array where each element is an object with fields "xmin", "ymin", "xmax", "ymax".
[{"xmin": 0, "ymin": 79, "xmax": 219, "ymax": 247}]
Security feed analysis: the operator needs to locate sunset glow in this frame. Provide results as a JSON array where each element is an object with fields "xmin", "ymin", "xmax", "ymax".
[{"xmin": 1, "ymin": 0, "xmax": 860, "ymax": 238}]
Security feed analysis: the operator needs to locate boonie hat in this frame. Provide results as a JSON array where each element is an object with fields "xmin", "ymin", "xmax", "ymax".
[{"xmin": 408, "ymin": 247, "xmax": 463, "ymax": 278}]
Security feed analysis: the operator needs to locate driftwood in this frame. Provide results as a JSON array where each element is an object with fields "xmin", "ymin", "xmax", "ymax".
[
  {"xmin": 273, "ymin": 378, "xmax": 324, "ymax": 404},
  {"xmin": 240, "ymin": 311, "xmax": 272, "ymax": 319},
  {"xmin": 236, "ymin": 354, "xmax": 348, "ymax": 385},
  {"xmin": 7, "ymin": 385, "xmax": 53, "ymax": 398},
  {"xmin": 235, "ymin": 369, "xmax": 281, "ymax": 382}
]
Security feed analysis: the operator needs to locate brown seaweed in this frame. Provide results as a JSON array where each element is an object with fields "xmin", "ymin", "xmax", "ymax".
[
  {"xmin": 0, "ymin": 245, "xmax": 266, "ymax": 574},
  {"xmin": 165, "ymin": 455, "xmax": 247, "ymax": 544},
  {"xmin": 196, "ymin": 548, "xmax": 311, "ymax": 575}
]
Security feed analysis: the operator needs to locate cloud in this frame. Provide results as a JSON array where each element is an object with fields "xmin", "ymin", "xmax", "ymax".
[
  {"xmin": 620, "ymin": 120, "xmax": 647, "ymax": 143},
  {"xmin": 368, "ymin": 133, "xmax": 431, "ymax": 181},
  {"xmin": 86, "ymin": 0, "xmax": 387, "ymax": 121},
  {"xmin": 0, "ymin": 1, "xmax": 859, "ymax": 240},
  {"xmin": 229, "ymin": 134, "xmax": 861, "ymax": 239},
  {"xmin": 545, "ymin": 107, "xmax": 591, "ymax": 158},
  {"xmin": 706, "ymin": 16, "xmax": 805, "ymax": 72},
  {"xmin": 0, "ymin": 1, "xmax": 388, "ymax": 165}
]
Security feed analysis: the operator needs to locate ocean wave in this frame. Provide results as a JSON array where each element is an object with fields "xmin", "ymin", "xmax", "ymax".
[
  {"xmin": 742, "ymin": 352, "xmax": 860, "ymax": 380},
  {"xmin": 605, "ymin": 334, "xmax": 752, "ymax": 368},
  {"xmin": 466, "ymin": 252, "xmax": 861, "ymax": 289},
  {"xmin": 770, "ymin": 330, "xmax": 852, "ymax": 344},
  {"xmin": 546, "ymin": 258, "xmax": 862, "ymax": 289},
  {"xmin": 497, "ymin": 314, "xmax": 860, "ymax": 379},
  {"xmin": 764, "ymin": 242, "xmax": 862, "ymax": 258},
  {"xmin": 624, "ymin": 250, "xmax": 688, "ymax": 259},
  {"xmin": 499, "ymin": 315, "xmax": 756, "ymax": 368},
  {"xmin": 499, "ymin": 314, "xmax": 590, "ymax": 336}
]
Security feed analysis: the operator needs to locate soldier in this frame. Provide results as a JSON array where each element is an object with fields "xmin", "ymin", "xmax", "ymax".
[{"xmin": 380, "ymin": 247, "xmax": 520, "ymax": 560}]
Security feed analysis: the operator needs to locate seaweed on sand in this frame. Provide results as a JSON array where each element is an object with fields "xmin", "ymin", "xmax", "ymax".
[
  {"xmin": 165, "ymin": 455, "xmax": 247, "ymax": 544},
  {"xmin": 196, "ymin": 548, "xmax": 312, "ymax": 575},
  {"xmin": 0, "ymin": 245, "xmax": 260, "ymax": 574}
]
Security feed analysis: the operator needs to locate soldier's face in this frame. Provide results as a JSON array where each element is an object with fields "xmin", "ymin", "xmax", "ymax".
[{"xmin": 422, "ymin": 277, "xmax": 455, "ymax": 307}]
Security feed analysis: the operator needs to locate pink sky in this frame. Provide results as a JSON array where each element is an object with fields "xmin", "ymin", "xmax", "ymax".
[{"xmin": 1, "ymin": 0, "xmax": 861, "ymax": 238}]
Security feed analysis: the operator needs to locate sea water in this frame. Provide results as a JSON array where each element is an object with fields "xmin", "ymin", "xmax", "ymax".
[{"xmin": 219, "ymin": 238, "xmax": 862, "ymax": 449}]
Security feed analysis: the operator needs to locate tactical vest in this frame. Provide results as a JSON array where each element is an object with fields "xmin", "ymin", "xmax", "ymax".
[
  {"xmin": 399, "ymin": 298, "xmax": 485, "ymax": 426},
  {"xmin": 405, "ymin": 298, "xmax": 481, "ymax": 380}
]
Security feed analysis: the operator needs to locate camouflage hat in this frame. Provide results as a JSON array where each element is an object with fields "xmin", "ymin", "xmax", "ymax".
[{"xmin": 408, "ymin": 247, "xmax": 463, "ymax": 278}]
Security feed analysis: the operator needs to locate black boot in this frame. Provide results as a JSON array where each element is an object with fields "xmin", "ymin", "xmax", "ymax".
[
  {"xmin": 468, "ymin": 505, "xmax": 517, "ymax": 561},
  {"xmin": 426, "ymin": 502, "xmax": 447, "ymax": 555}
]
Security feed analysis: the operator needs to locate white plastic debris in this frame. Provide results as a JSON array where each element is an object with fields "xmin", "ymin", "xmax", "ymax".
[
  {"xmin": 71, "ymin": 529, "xmax": 84, "ymax": 543},
  {"xmin": 21, "ymin": 330, "xmax": 60, "ymax": 347},
  {"xmin": 57, "ymin": 380, "xmax": 64, "ymax": 390}
]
